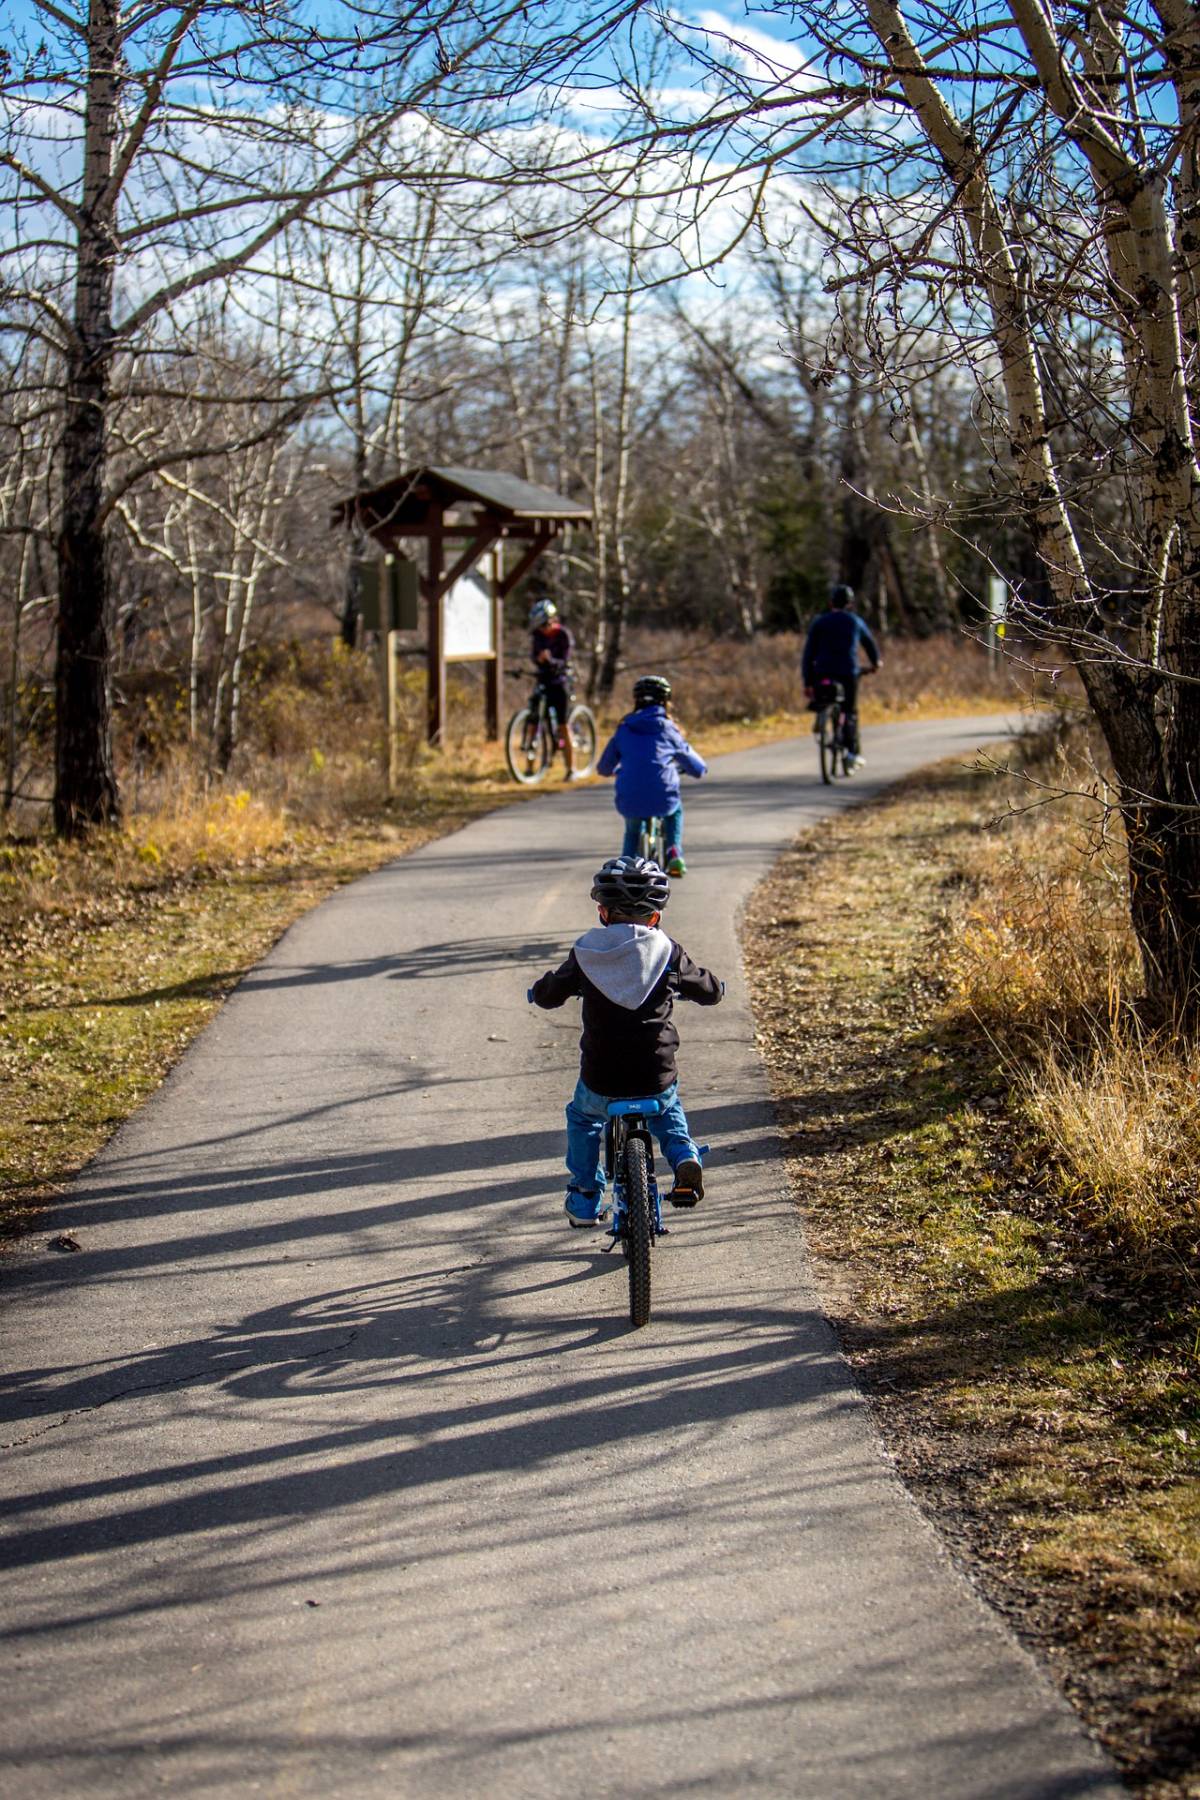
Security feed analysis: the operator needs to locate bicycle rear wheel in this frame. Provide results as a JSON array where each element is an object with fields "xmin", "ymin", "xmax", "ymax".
[
  {"xmin": 818, "ymin": 708, "xmax": 838, "ymax": 784},
  {"xmin": 505, "ymin": 707, "xmax": 550, "ymax": 784},
  {"xmin": 623, "ymin": 1137, "xmax": 653, "ymax": 1328},
  {"xmin": 566, "ymin": 703, "xmax": 597, "ymax": 775},
  {"xmin": 636, "ymin": 818, "xmax": 665, "ymax": 866}
]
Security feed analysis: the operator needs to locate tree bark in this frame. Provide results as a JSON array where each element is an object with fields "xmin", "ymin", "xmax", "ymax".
[
  {"xmin": 54, "ymin": 0, "xmax": 121, "ymax": 835},
  {"xmin": 1081, "ymin": 636, "xmax": 1200, "ymax": 1033},
  {"xmin": 861, "ymin": 0, "xmax": 1200, "ymax": 1028}
]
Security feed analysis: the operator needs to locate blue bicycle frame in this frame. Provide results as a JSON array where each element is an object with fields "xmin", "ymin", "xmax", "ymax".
[{"xmin": 602, "ymin": 1097, "xmax": 665, "ymax": 1248}]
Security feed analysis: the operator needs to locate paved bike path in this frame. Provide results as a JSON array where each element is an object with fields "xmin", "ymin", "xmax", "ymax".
[{"xmin": 0, "ymin": 717, "xmax": 1120, "ymax": 1798}]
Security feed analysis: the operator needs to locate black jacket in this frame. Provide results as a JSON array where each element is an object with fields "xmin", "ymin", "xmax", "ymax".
[{"xmin": 530, "ymin": 925, "xmax": 722, "ymax": 1095}]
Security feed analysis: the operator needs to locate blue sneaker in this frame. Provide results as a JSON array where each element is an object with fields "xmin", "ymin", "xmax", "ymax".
[{"xmin": 565, "ymin": 1189, "xmax": 604, "ymax": 1228}]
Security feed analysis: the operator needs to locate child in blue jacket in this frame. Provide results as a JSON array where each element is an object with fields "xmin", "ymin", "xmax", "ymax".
[{"xmin": 596, "ymin": 674, "xmax": 707, "ymax": 876}]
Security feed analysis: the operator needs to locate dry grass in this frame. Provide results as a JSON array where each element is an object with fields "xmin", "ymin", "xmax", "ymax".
[
  {"xmin": 743, "ymin": 744, "xmax": 1200, "ymax": 1795},
  {"xmin": 614, "ymin": 625, "xmax": 1027, "ymax": 730},
  {"xmin": 0, "ymin": 669, "xmax": 532, "ymax": 1244},
  {"xmin": 949, "ymin": 837, "xmax": 1135, "ymax": 1026},
  {"xmin": 936, "ymin": 720, "xmax": 1200, "ymax": 1274},
  {"xmin": 1024, "ymin": 1033, "xmax": 1200, "ymax": 1256}
]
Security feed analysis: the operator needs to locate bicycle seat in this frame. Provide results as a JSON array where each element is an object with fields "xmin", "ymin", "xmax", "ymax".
[{"xmin": 606, "ymin": 1097, "xmax": 664, "ymax": 1117}]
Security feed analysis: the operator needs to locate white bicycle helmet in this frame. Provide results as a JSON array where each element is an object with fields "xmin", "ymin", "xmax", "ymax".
[{"xmin": 529, "ymin": 598, "xmax": 558, "ymax": 629}]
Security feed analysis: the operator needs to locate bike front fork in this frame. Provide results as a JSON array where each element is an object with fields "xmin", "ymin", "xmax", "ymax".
[{"xmin": 604, "ymin": 1170, "xmax": 666, "ymax": 1246}]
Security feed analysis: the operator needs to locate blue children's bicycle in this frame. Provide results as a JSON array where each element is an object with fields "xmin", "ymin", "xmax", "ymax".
[{"xmin": 575, "ymin": 1098, "xmax": 712, "ymax": 1329}]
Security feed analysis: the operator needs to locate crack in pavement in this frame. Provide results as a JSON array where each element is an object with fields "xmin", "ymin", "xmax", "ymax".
[{"xmin": 0, "ymin": 1329, "xmax": 361, "ymax": 1452}]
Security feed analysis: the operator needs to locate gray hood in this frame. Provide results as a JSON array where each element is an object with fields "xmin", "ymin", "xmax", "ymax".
[{"xmin": 574, "ymin": 924, "xmax": 672, "ymax": 1009}]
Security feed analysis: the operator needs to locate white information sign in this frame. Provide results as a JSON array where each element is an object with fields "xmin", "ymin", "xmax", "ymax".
[{"xmin": 444, "ymin": 561, "xmax": 495, "ymax": 661}]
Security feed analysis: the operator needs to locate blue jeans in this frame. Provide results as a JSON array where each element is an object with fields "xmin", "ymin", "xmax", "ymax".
[
  {"xmin": 565, "ymin": 1078, "xmax": 698, "ymax": 1200},
  {"xmin": 621, "ymin": 808, "xmax": 684, "ymax": 857}
]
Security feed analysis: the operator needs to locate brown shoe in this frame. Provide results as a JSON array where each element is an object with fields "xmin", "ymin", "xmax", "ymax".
[{"xmin": 667, "ymin": 1159, "xmax": 703, "ymax": 1207}]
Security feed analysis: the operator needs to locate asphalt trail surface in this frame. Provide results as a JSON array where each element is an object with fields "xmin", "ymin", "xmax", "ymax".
[{"xmin": 0, "ymin": 717, "xmax": 1122, "ymax": 1798}]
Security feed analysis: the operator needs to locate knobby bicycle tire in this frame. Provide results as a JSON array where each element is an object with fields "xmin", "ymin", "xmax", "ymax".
[
  {"xmin": 818, "ymin": 708, "xmax": 838, "ymax": 785},
  {"xmin": 505, "ymin": 707, "xmax": 551, "ymax": 784},
  {"xmin": 567, "ymin": 704, "xmax": 598, "ymax": 776},
  {"xmin": 624, "ymin": 1136, "xmax": 653, "ymax": 1328}
]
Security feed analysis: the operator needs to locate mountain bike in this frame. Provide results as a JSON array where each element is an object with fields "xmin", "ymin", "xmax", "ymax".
[
  {"xmin": 504, "ymin": 676, "xmax": 597, "ymax": 785},
  {"xmin": 812, "ymin": 668, "xmax": 874, "ymax": 785},
  {"xmin": 813, "ymin": 680, "xmax": 851, "ymax": 784},
  {"xmin": 599, "ymin": 1097, "xmax": 666, "ymax": 1328}
]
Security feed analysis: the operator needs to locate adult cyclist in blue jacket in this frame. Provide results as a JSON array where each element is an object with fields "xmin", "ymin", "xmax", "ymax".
[
  {"xmin": 801, "ymin": 584, "xmax": 882, "ymax": 769},
  {"xmin": 596, "ymin": 675, "xmax": 707, "ymax": 876}
]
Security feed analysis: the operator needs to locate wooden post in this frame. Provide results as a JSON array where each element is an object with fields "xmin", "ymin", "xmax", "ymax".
[
  {"xmin": 386, "ymin": 629, "xmax": 399, "ymax": 791},
  {"xmin": 427, "ymin": 511, "xmax": 445, "ymax": 745},
  {"xmin": 486, "ymin": 545, "xmax": 503, "ymax": 740},
  {"xmin": 379, "ymin": 624, "xmax": 399, "ymax": 794}
]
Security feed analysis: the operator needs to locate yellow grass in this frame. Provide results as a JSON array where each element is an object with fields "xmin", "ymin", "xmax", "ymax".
[
  {"xmin": 940, "ymin": 726, "xmax": 1200, "ymax": 1267},
  {"xmin": 1024, "ymin": 1030, "xmax": 1200, "ymax": 1251}
]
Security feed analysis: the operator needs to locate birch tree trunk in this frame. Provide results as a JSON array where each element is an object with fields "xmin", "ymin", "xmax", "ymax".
[
  {"xmin": 863, "ymin": 0, "xmax": 1200, "ymax": 1028},
  {"xmin": 597, "ymin": 234, "xmax": 638, "ymax": 697}
]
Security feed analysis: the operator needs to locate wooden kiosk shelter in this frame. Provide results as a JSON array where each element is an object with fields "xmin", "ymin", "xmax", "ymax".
[{"xmin": 332, "ymin": 466, "xmax": 592, "ymax": 747}]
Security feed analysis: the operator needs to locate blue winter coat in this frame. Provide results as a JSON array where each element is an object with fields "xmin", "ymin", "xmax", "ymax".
[
  {"xmin": 801, "ymin": 609, "xmax": 880, "ymax": 684},
  {"xmin": 596, "ymin": 706, "xmax": 707, "ymax": 819}
]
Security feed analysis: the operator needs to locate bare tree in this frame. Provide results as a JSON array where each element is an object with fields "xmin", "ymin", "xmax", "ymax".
[
  {"xmin": 623, "ymin": 2, "xmax": 1200, "ymax": 1026},
  {"xmin": 0, "ymin": 339, "xmax": 57, "ymax": 811},
  {"xmin": 0, "ymin": 0, "xmax": 642, "ymax": 833}
]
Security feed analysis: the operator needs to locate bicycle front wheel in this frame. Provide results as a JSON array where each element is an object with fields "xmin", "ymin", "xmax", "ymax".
[
  {"xmin": 505, "ymin": 707, "xmax": 550, "ymax": 784},
  {"xmin": 566, "ymin": 703, "xmax": 597, "ymax": 775},
  {"xmin": 623, "ymin": 1136, "xmax": 653, "ymax": 1329},
  {"xmin": 818, "ymin": 708, "xmax": 838, "ymax": 785}
]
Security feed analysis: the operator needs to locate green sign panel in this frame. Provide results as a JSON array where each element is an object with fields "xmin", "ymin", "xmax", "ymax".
[{"xmin": 358, "ymin": 556, "xmax": 419, "ymax": 632}]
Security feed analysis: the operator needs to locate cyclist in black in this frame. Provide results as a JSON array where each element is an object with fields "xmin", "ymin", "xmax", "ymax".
[
  {"xmin": 801, "ymin": 583, "xmax": 881, "ymax": 769},
  {"xmin": 529, "ymin": 597, "xmax": 577, "ymax": 780},
  {"xmin": 529, "ymin": 855, "xmax": 723, "ymax": 1225}
]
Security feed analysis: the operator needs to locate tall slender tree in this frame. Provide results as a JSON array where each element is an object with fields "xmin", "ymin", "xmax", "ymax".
[{"xmin": 0, "ymin": 0, "xmax": 640, "ymax": 832}]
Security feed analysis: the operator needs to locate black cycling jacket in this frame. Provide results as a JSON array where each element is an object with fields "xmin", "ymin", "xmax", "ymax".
[
  {"xmin": 531, "ymin": 622, "xmax": 574, "ymax": 683},
  {"xmin": 530, "ymin": 930, "xmax": 722, "ymax": 1095}
]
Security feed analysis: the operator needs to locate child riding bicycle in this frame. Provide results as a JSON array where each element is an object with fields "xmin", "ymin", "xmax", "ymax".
[
  {"xmin": 595, "ymin": 675, "xmax": 706, "ymax": 876},
  {"xmin": 528, "ymin": 855, "xmax": 723, "ymax": 1227},
  {"xmin": 528, "ymin": 596, "xmax": 578, "ymax": 780}
]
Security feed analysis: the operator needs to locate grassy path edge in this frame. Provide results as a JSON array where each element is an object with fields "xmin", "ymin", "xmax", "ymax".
[
  {"xmin": 0, "ymin": 775, "xmax": 539, "ymax": 1248},
  {"xmin": 740, "ymin": 752, "xmax": 1198, "ymax": 1799}
]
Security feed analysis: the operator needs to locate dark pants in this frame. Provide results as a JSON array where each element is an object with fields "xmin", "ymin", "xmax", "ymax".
[
  {"xmin": 839, "ymin": 672, "xmax": 860, "ymax": 753},
  {"xmin": 538, "ymin": 679, "xmax": 570, "ymax": 732}
]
